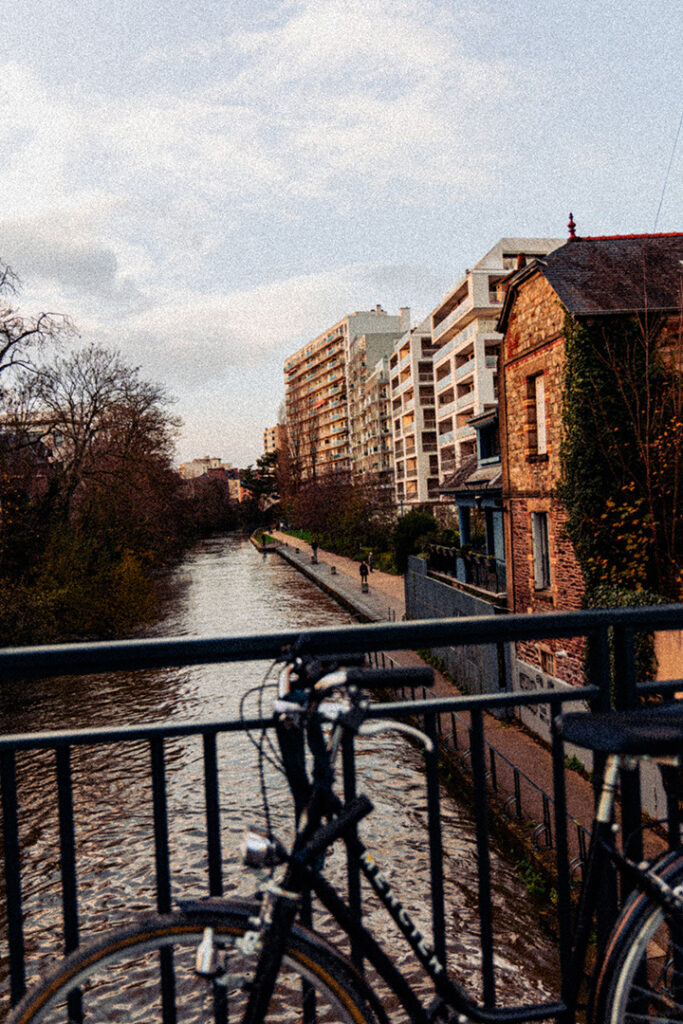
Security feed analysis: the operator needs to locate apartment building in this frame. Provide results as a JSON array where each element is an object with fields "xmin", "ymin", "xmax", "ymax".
[
  {"xmin": 263, "ymin": 424, "xmax": 285, "ymax": 455},
  {"xmin": 388, "ymin": 317, "xmax": 439, "ymax": 507},
  {"xmin": 284, "ymin": 307, "xmax": 409, "ymax": 482},
  {"xmin": 354, "ymin": 355, "xmax": 393, "ymax": 486},
  {"xmin": 431, "ymin": 238, "xmax": 563, "ymax": 479}
]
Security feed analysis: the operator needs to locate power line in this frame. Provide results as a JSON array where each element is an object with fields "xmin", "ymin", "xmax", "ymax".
[{"xmin": 653, "ymin": 108, "xmax": 683, "ymax": 232}]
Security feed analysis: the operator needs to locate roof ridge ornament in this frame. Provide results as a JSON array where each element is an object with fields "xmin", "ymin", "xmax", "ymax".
[{"xmin": 568, "ymin": 212, "xmax": 577, "ymax": 239}]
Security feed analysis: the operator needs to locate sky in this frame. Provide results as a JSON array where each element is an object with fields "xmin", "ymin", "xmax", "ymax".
[{"xmin": 1, "ymin": 0, "xmax": 681, "ymax": 468}]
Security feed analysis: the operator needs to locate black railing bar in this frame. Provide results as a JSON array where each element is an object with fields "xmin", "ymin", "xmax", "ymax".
[
  {"xmin": 0, "ymin": 715, "xmax": 272, "ymax": 752},
  {"xmin": 0, "ymin": 688, "xmax": 600, "ymax": 754},
  {"xmin": 55, "ymin": 746, "xmax": 80, "ymax": 952},
  {"xmin": 1, "ymin": 605, "xmax": 681, "ymax": 680},
  {"xmin": 55, "ymin": 746, "xmax": 83, "ymax": 1024},
  {"xmin": 470, "ymin": 708, "xmax": 496, "ymax": 1007},
  {"xmin": 371, "ymin": 684, "xmax": 600, "ymax": 719},
  {"xmin": 202, "ymin": 732, "xmax": 223, "ymax": 898},
  {"xmin": 149, "ymin": 740, "xmax": 178, "ymax": 1024},
  {"xmin": 424, "ymin": 714, "xmax": 447, "ymax": 967},
  {"xmin": 150, "ymin": 737, "xmax": 172, "ymax": 915},
  {"xmin": 1, "ymin": 749, "xmax": 26, "ymax": 1004},
  {"xmin": 636, "ymin": 678, "xmax": 683, "ymax": 698},
  {"xmin": 342, "ymin": 729, "xmax": 363, "ymax": 974}
]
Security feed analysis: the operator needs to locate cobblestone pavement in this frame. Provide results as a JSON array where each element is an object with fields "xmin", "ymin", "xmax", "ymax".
[{"xmin": 266, "ymin": 531, "xmax": 666, "ymax": 864}]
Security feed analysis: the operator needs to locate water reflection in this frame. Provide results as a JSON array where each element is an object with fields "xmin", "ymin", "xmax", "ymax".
[{"xmin": 1, "ymin": 535, "xmax": 561, "ymax": 1015}]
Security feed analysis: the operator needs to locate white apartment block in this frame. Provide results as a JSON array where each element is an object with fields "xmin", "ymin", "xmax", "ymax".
[
  {"xmin": 431, "ymin": 238, "xmax": 563, "ymax": 480},
  {"xmin": 354, "ymin": 354, "xmax": 393, "ymax": 486},
  {"xmin": 388, "ymin": 317, "xmax": 439, "ymax": 508},
  {"xmin": 284, "ymin": 306, "xmax": 409, "ymax": 482}
]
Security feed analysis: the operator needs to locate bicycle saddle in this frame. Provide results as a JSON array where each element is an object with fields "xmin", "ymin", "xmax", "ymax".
[{"xmin": 556, "ymin": 704, "xmax": 683, "ymax": 755}]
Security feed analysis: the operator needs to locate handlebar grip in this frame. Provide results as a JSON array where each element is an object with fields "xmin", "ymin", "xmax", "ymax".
[{"xmin": 344, "ymin": 666, "xmax": 434, "ymax": 690}]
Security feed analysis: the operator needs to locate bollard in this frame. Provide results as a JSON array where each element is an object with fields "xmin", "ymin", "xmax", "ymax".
[
  {"xmin": 361, "ymin": 580, "xmax": 368, "ymax": 593},
  {"xmin": 330, "ymin": 566, "xmax": 337, "ymax": 575}
]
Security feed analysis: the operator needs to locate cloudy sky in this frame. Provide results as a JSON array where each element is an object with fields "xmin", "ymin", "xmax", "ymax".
[{"xmin": 1, "ymin": 0, "xmax": 681, "ymax": 467}]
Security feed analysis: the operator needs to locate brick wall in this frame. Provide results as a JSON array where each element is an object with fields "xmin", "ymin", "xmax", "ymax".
[{"xmin": 500, "ymin": 270, "xmax": 586, "ymax": 685}]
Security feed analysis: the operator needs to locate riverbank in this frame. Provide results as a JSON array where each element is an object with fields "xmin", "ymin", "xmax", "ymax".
[
  {"xmin": 265, "ymin": 530, "xmax": 405, "ymax": 622},
  {"xmin": 261, "ymin": 530, "xmax": 666, "ymax": 878}
]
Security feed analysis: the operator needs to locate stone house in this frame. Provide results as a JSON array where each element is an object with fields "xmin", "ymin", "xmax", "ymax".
[{"xmin": 497, "ymin": 227, "xmax": 683, "ymax": 698}]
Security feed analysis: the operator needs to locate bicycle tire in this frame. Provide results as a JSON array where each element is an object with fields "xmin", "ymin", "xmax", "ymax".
[
  {"xmin": 6, "ymin": 899, "xmax": 384, "ymax": 1024},
  {"xmin": 589, "ymin": 851, "xmax": 683, "ymax": 1023}
]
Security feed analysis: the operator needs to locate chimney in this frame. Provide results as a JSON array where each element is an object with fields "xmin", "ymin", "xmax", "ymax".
[{"xmin": 399, "ymin": 306, "xmax": 411, "ymax": 333}]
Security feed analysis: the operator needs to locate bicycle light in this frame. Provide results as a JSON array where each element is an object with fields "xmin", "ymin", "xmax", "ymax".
[{"xmin": 241, "ymin": 828, "xmax": 287, "ymax": 868}]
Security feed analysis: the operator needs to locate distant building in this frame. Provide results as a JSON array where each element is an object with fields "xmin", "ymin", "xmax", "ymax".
[
  {"xmin": 263, "ymin": 424, "xmax": 285, "ymax": 455},
  {"xmin": 284, "ymin": 306, "xmax": 410, "ymax": 482},
  {"xmin": 355, "ymin": 354, "xmax": 394, "ymax": 487},
  {"xmin": 178, "ymin": 456, "xmax": 233, "ymax": 480},
  {"xmin": 388, "ymin": 317, "xmax": 439, "ymax": 508}
]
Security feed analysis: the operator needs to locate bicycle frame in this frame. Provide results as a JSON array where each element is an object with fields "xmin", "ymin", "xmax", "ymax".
[{"xmin": 243, "ymin": 675, "xmax": 683, "ymax": 1024}]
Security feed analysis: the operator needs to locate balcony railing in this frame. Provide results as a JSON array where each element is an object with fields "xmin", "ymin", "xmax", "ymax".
[
  {"xmin": 428, "ymin": 544, "xmax": 506, "ymax": 594},
  {"xmin": 2, "ymin": 607, "xmax": 683, "ymax": 1020}
]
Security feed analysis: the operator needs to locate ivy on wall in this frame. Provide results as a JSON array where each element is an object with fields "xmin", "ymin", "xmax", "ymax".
[{"xmin": 558, "ymin": 311, "xmax": 682, "ymax": 603}]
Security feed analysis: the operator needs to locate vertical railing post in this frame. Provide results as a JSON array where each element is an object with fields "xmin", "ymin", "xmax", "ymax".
[
  {"xmin": 424, "ymin": 712, "xmax": 446, "ymax": 969},
  {"xmin": 470, "ymin": 709, "xmax": 496, "ymax": 1007},
  {"xmin": 202, "ymin": 731, "xmax": 223, "ymax": 897},
  {"xmin": 613, "ymin": 624, "xmax": 643, "ymax": 870},
  {"xmin": 1, "ymin": 750, "xmax": 25, "ymax": 1006},
  {"xmin": 56, "ymin": 744, "xmax": 82, "ymax": 1024},
  {"xmin": 551, "ymin": 705, "xmax": 572, "ymax": 979},
  {"xmin": 342, "ymin": 729, "xmax": 363, "ymax": 973},
  {"xmin": 150, "ymin": 737, "xmax": 176, "ymax": 1024}
]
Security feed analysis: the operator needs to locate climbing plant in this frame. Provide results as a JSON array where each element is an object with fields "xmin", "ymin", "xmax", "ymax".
[{"xmin": 558, "ymin": 311, "xmax": 682, "ymax": 602}]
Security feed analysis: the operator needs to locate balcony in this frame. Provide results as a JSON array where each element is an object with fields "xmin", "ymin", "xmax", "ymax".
[
  {"xmin": 455, "ymin": 358, "xmax": 475, "ymax": 381},
  {"xmin": 427, "ymin": 544, "xmax": 506, "ymax": 595},
  {"xmin": 438, "ymin": 431, "xmax": 454, "ymax": 445},
  {"xmin": 436, "ymin": 372, "xmax": 453, "ymax": 393},
  {"xmin": 457, "ymin": 391, "xmax": 475, "ymax": 411}
]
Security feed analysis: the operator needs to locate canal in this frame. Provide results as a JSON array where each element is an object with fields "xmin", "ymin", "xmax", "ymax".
[{"xmin": 0, "ymin": 534, "xmax": 562, "ymax": 1016}]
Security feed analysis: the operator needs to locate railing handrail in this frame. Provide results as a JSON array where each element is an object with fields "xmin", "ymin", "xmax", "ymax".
[{"xmin": 1, "ymin": 604, "xmax": 682, "ymax": 680}]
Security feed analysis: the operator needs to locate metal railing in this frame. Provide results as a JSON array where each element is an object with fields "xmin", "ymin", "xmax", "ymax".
[
  {"xmin": 2, "ymin": 605, "xmax": 683, "ymax": 1019},
  {"xmin": 428, "ymin": 543, "xmax": 507, "ymax": 594}
]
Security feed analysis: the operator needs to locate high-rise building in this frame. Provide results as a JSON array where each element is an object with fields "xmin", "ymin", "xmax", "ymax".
[
  {"xmin": 284, "ymin": 307, "xmax": 409, "ymax": 482},
  {"xmin": 430, "ymin": 238, "xmax": 563, "ymax": 480},
  {"xmin": 388, "ymin": 317, "xmax": 439, "ymax": 508}
]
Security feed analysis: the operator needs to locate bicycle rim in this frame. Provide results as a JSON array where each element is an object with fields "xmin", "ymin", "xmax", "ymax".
[{"xmin": 7, "ymin": 904, "xmax": 380, "ymax": 1024}]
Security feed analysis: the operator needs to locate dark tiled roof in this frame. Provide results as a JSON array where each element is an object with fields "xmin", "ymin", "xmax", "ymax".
[
  {"xmin": 440, "ymin": 454, "xmax": 501, "ymax": 495},
  {"xmin": 499, "ymin": 233, "xmax": 683, "ymax": 329}
]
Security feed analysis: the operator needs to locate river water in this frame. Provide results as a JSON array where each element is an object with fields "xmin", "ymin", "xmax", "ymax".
[{"xmin": 0, "ymin": 534, "xmax": 562, "ymax": 1017}]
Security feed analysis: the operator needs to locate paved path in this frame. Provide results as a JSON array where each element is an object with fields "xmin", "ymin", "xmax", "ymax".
[
  {"xmin": 269, "ymin": 530, "xmax": 405, "ymax": 623},
  {"xmin": 267, "ymin": 531, "xmax": 665, "ymax": 865}
]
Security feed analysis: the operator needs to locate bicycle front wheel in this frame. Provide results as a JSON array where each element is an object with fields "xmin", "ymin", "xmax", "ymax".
[
  {"xmin": 590, "ymin": 852, "xmax": 683, "ymax": 1023},
  {"xmin": 7, "ymin": 900, "xmax": 384, "ymax": 1024}
]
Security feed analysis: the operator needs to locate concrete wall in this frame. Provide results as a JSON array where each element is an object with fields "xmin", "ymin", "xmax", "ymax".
[{"xmin": 405, "ymin": 556, "xmax": 509, "ymax": 695}]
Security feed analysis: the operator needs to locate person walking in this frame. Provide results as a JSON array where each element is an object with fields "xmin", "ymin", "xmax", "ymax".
[
  {"xmin": 359, "ymin": 559, "xmax": 369, "ymax": 591},
  {"xmin": 368, "ymin": 551, "xmax": 374, "ymax": 572},
  {"xmin": 311, "ymin": 540, "xmax": 319, "ymax": 564}
]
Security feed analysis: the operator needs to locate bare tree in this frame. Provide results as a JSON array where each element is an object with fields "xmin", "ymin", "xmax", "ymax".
[
  {"xmin": 18, "ymin": 344, "xmax": 180, "ymax": 520},
  {"xmin": 0, "ymin": 258, "xmax": 75, "ymax": 385}
]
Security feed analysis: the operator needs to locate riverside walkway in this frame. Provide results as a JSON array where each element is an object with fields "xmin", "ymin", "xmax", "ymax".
[
  {"xmin": 268, "ymin": 530, "xmax": 406, "ymax": 623},
  {"xmin": 266, "ymin": 530, "xmax": 666, "ymax": 866}
]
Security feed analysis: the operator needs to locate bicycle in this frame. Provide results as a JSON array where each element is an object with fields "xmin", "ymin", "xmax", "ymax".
[{"xmin": 6, "ymin": 652, "xmax": 683, "ymax": 1023}]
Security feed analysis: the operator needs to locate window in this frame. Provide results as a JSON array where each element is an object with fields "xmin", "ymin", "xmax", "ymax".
[
  {"xmin": 535, "ymin": 375, "xmax": 547, "ymax": 454},
  {"xmin": 526, "ymin": 373, "xmax": 547, "ymax": 456},
  {"xmin": 531, "ymin": 512, "xmax": 551, "ymax": 590}
]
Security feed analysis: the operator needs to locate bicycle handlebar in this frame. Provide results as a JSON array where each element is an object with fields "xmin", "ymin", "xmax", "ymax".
[{"xmin": 343, "ymin": 666, "xmax": 434, "ymax": 690}]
